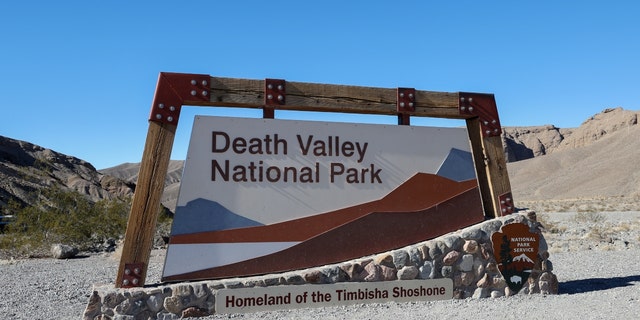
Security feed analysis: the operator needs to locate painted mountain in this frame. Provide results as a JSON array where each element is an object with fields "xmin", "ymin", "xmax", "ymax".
[
  {"xmin": 162, "ymin": 173, "xmax": 484, "ymax": 282},
  {"xmin": 170, "ymin": 198, "xmax": 264, "ymax": 235},
  {"xmin": 513, "ymin": 253, "xmax": 535, "ymax": 264}
]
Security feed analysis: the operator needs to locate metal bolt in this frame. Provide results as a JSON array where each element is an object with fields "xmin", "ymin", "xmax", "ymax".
[
  {"xmin": 134, "ymin": 268, "xmax": 141, "ymax": 275},
  {"xmin": 486, "ymin": 130, "xmax": 491, "ymax": 135},
  {"xmin": 277, "ymin": 95, "xmax": 284, "ymax": 101},
  {"xmin": 494, "ymin": 128, "xmax": 499, "ymax": 133},
  {"xmin": 124, "ymin": 269, "xmax": 131, "ymax": 275},
  {"xmin": 460, "ymin": 97, "xmax": 465, "ymax": 102},
  {"xmin": 267, "ymin": 84, "xmax": 273, "ymax": 90},
  {"xmin": 492, "ymin": 119, "xmax": 497, "ymax": 124},
  {"xmin": 158, "ymin": 103, "xmax": 164, "ymax": 109},
  {"xmin": 277, "ymin": 84, "xmax": 283, "ymax": 91},
  {"xmin": 468, "ymin": 107, "xmax": 474, "ymax": 112},
  {"xmin": 132, "ymin": 278, "xmax": 139, "ymax": 285},
  {"xmin": 167, "ymin": 116, "xmax": 174, "ymax": 122},
  {"xmin": 501, "ymin": 200, "xmax": 506, "ymax": 204},
  {"xmin": 169, "ymin": 106, "xmax": 176, "ymax": 112},
  {"xmin": 506, "ymin": 197, "xmax": 512, "ymax": 202},
  {"xmin": 191, "ymin": 80, "xmax": 197, "ymax": 85},
  {"xmin": 202, "ymin": 80, "xmax": 208, "ymax": 86},
  {"xmin": 468, "ymin": 97, "xmax": 473, "ymax": 103},
  {"xmin": 460, "ymin": 106, "xmax": 466, "ymax": 111},
  {"xmin": 202, "ymin": 90, "xmax": 208, "ymax": 96},
  {"xmin": 399, "ymin": 92, "xmax": 405, "ymax": 98},
  {"xmin": 267, "ymin": 94, "xmax": 273, "ymax": 100},
  {"xmin": 408, "ymin": 93, "xmax": 414, "ymax": 99},
  {"xmin": 502, "ymin": 208, "xmax": 507, "ymax": 213},
  {"xmin": 483, "ymin": 121, "xmax": 489, "ymax": 125},
  {"xmin": 400, "ymin": 102, "xmax": 405, "ymax": 108},
  {"xmin": 190, "ymin": 90, "xmax": 197, "ymax": 96},
  {"xmin": 155, "ymin": 114, "xmax": 162, "ymax": 120},
  {"xmin": 123, "ymin": 279, "xmax": 130, "ymax": 286},
  {"xmin": 408, "ymin": 102, "xmax": 414, "ymax": 108}
]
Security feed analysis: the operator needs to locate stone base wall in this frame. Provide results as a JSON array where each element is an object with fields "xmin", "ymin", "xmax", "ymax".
[{"xmin": 84, "ymin": 211, "xmax": 557, "ymax": 319}]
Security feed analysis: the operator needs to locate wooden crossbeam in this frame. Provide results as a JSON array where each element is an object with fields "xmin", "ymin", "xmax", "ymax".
[{"xmin": 207, "ymin": 77, "xmax": 464, "ymax": 118}]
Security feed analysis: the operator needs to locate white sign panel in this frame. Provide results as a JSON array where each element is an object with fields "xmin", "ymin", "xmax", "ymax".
[{"xmin": 162, "ymin": 116, "xmax": 482, "ymax": 281}]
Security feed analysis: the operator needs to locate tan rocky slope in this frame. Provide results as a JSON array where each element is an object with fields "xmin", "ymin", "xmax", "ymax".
[
  {"xmin": 502, "ymin": 107, "xmax": 638, "ymax": 161},
  {"xmin": 508, "ymin": 108, "xmax": 640, "ymax": 211},
  {"xmin": 101, "ymin": 160, "xmax": 184, "ymax": 211}
]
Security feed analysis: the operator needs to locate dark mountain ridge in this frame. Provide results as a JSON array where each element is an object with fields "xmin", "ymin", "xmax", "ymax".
[{"xmin": 0, "ymin": 135, "xmax": 134, "ymax": 211}]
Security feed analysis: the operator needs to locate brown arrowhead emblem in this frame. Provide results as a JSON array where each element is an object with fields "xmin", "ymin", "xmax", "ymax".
[{"xmin": 491, "ymin": 223, "xmax": 539, "ymax": 293}]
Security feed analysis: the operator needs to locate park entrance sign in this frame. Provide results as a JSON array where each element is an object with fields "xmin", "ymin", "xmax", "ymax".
[
  {"xmin": 162, "ymin": 116, "xmax": 484, "ymax": 281},
  {"xmin": 116, "ymin": 73, "xmax": 514, "ymax": 288}
]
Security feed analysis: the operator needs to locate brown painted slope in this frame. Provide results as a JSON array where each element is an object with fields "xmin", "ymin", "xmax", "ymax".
[
  {"xmin": 163, "ymin": 186, "xmax": 484, "ymax": 282},
  {"xmin": 170, "ymin": 173, "xmax": 478, "ymax": 244}
]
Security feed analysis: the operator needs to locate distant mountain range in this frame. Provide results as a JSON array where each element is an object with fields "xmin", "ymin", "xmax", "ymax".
[{"xmin": 1, "ymin": 107, "xmax": 638, "ymax": 213}]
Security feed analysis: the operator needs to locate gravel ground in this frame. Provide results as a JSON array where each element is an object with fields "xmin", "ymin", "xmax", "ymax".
[{"xmin": 1, "ymin": 212, "xmax": 639, "ymax": 319}]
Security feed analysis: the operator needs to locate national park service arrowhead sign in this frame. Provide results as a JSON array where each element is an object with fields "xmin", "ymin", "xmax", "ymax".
[{"xmin": 491, "ymin": 223, "xmax": 539, "ymax": 293}]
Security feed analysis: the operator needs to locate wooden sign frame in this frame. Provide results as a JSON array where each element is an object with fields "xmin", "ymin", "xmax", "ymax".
[{"xmin": 116, "ymin": 72, "xmax": 514, "ymax": 288}]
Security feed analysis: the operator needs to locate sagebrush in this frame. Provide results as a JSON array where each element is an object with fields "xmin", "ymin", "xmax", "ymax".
[{"xmin": 0, "ymin": 185, "xmax": 132, "ymax": 257}]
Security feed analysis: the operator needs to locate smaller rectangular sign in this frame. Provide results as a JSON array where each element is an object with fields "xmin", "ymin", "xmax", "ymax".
[{"xmin": 215, "ymin": 279, "xmax": 453, "ymax": 314}]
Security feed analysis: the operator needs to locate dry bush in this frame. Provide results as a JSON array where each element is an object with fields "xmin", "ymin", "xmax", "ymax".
[
  {"xmin": 572, "ymin": 211, "xmax": 606, "ymax": 224},
  {"xmin": 537, "ymin": 214, "xmax": 566, "ymax": 234},
  {"xmin": 0, "ymin": 186, "xmax": 130, "ymax": 258}
]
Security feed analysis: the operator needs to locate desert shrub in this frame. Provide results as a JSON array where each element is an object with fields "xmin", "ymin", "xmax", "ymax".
[
  {"xmin": 0, "ymin": 185, "xmax": 131, "ymax": 257},
  {"xmin": 537, "ymin": 214, "xmax": 566, "ymax": 234},
  {"xmin": 572, "ymin": 211, "xmax": 605, "ymax": 224}
]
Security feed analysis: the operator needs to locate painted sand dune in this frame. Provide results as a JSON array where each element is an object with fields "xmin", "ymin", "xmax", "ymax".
[{"xmin": 163, "ymin": 173, "xmax": 484, "ymax": 281}]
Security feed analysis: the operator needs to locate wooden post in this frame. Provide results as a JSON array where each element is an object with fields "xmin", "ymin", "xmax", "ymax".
[
  {"xmin": 116, "ymin": 121, "xmax": 176, "ymax": 287},
  {"xmin": 467, "ymin": 118, "xmax": 512, "ymax": 218},
  {"xmin": 115, "ymin": 72, "xmax": 210, "ymax": 287},
  {"xmin": 466, "ymin": 118, "xmax": 494, "ymax": 218},
  {"xmin": 480, "ymin": 134, "xmax": 513, "ymax": 217}
]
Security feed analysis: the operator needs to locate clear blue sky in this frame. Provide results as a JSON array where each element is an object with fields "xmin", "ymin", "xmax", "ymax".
[{"xmin": 1, "ymin": 1, "xmax": 639, "ymax": 169}]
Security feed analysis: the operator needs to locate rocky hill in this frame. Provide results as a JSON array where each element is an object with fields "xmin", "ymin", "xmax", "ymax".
[
  {"xmin": 503, "ymin": 107, "xmax": 638, "ymax": 162},
  {"xmin": 101, "ymin": 160, "xmax": 184, "ymax": 212},
  {"xmin": 0, "ymin": 135, "xmax": 134, "ymax": 211},
  {"xmin": 508, "ymin": 107, "xmax": 640, "ymax": 212}
]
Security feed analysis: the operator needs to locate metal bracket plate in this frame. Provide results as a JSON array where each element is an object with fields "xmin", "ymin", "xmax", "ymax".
[
  {"xmin": 265, "ymin": 79, "xmax": 286, "ymax": 106},
  {"xmin": 397, "ymin": 88, "xmax": 415, "ymax": 126},
  {"xmin": 149, "ymin": 73, "xmax": 210, "ymax": 125},
  {"xmin": 397, "ymin": 88, "xmax": 416, "ymax": 113},
  {"xmin": 121, "ymin": 263, "xmax": 144, "ymax": 288},
  {"xmin": 459, "ymin": 92, "xmax": 502, "ymax": 137},
  {"xmin": 498, "ymin": 192, "xmax": 515, "ymax": 216}
]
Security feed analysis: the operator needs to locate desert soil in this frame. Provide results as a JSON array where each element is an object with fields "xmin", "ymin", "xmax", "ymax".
[{"xmin": 1, "ymin": 211, "xmax": 639, "ymax": 319}]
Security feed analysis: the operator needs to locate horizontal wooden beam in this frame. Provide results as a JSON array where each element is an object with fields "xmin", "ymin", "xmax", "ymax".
[{"xmin": 205, "ymin": 77, "xmax": 466, "ymax": 119}]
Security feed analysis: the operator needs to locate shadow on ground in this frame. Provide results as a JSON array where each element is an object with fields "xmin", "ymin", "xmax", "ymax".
[{"xmin": 560, "ymin": 275, "xmax": 640, "ymax": 294}]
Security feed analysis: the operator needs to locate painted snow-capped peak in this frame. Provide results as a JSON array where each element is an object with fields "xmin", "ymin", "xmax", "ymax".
[{"xmin": 513, "ymin": 253, "xmax": 534, "ymax": 264}]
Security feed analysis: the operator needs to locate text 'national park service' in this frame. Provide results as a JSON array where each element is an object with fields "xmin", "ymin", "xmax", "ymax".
[{"xmin": 210, "ymin": 131, "xmax": 382, "ymax": 184}]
